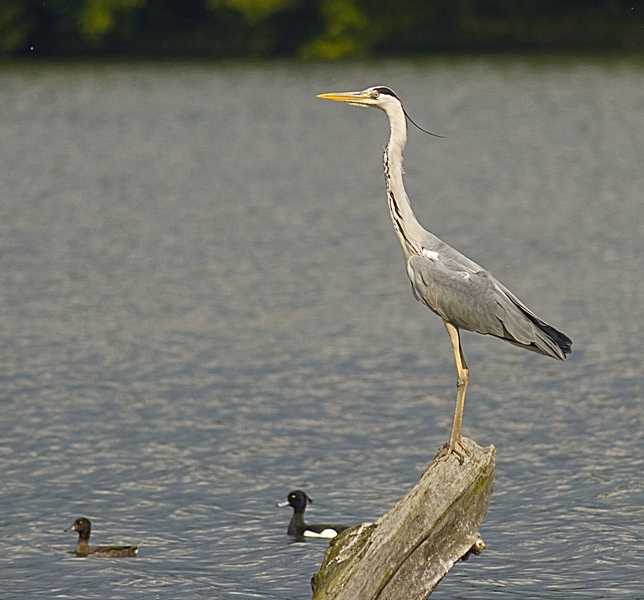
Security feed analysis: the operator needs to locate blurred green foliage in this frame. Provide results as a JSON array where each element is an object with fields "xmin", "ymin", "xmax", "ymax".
[
  {"xmin": 78, "ymin": 0, "xmax": 142, "ymax": 41},
  {"xmin": 208, "ymin": 0, "xmax": 294, "ymax": 22},
  {"xmin": 1, "ymin": 0, "xmax": 643, "ymax": 58}
]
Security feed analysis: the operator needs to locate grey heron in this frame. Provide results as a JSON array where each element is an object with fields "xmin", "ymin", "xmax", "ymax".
[{"xmin": 317, "ymin": 86, "xmax": 572, "ymax": 459}]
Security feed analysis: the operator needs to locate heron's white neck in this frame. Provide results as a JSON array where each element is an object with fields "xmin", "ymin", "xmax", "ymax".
[{"xmin": 382, "ymin": 102, "xmax": 424, "ymax": 260}]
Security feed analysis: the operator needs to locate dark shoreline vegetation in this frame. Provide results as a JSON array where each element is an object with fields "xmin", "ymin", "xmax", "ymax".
[{"xmin": 2, "ymin": 0, "xmax": 644, "ymax": 60}]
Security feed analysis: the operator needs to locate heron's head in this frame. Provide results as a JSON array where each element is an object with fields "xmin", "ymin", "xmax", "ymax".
[
  {"xmin": 317, "ymin": 86, "xmax": 401, "ymax": 110},
  {"xmin": 318, "ymin": 85, "xmax": 443, "ymax": 139}
]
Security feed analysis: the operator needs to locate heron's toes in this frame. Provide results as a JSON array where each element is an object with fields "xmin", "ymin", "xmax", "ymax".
[{"xmin": 434, "ymin": 440, "xmax": 469, "ymax": 464}]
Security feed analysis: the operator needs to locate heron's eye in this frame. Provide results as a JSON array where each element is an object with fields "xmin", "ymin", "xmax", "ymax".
[{"xmin": 372, "ymin": 90, "xmax": 380, "ymax": 99}]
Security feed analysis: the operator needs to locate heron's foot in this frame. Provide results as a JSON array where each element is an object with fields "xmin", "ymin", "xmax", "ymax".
[{"xmin": 434, "ymin": 439, "xmax": 469, "ymax": 464}]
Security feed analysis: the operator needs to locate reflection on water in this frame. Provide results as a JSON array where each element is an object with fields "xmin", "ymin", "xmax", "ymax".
[{"xmin": 0, "ymin": 57, "xmax": 643, "ymax": 598}]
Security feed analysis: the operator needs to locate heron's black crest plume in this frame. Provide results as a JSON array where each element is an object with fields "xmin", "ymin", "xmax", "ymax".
[{"xmin": 404, "ymin": 108, "xmax": 444, "ymax": 139}]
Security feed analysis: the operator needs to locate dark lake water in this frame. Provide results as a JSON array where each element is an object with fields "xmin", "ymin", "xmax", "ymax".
[{"xmin": 0, "ymin": 57, "xmax": 643, "ymax": 598}]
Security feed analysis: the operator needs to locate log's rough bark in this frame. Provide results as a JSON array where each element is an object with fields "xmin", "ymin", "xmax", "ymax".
[{"xmin": 311, "ymin": 437, "xmax": 495, "ymax": 600}]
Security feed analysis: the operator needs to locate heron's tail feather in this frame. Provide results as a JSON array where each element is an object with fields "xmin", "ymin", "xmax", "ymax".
[
  {"xmin": 533, "ymin": 319, "xmax": 572, "ymax": 358},
  {"xmin": 499, "ymin": 285, "xmax": 572, "ymax": 360}
]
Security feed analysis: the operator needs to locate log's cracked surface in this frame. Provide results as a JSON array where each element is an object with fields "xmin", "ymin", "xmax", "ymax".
[{"xmin": 311, "ymin": 438, "xmax": 495, "ymax": 600}]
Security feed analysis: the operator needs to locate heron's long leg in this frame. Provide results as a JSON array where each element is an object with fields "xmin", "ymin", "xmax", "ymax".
[{"xmin": 444, "ymin": 321, "xmax": 469, "ymax": 457}]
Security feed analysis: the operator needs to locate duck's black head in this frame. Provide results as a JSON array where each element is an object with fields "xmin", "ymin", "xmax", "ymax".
[
  {"xmin": 67, "ymin": 517, "xmax": 92, "ymax": 540},
  {"xmin": 281, "ymin": 490, "xmax": 312, "ymax": 514}
]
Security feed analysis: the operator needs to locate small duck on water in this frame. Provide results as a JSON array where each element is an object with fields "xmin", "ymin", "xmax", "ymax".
[
  {"xmin": 66, "ymin": 517, "xmax": 140, "ymax": 557},
  {"xmin": 278, "ymin": 490, "xmax": 349, "ymax": 539}
]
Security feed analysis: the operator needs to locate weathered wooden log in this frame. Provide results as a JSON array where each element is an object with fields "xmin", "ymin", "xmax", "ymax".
[{"xmin": 311, "ymin": 437, "xmax": 495, "ymax": 600}]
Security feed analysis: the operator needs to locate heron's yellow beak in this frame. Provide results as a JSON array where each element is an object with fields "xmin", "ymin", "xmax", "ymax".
[{"xmin": 317, "ymin": 91, "xmax": 370, "ymax": 105}]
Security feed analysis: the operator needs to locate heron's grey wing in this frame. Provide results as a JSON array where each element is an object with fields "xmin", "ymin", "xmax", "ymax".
[
  {"xmin": 407, "ymin": 254, "xmax": 505, "ymax": 335},
  {"xmin": 407, "ymin": 253, "xmax": 568, "ymax": 358}
]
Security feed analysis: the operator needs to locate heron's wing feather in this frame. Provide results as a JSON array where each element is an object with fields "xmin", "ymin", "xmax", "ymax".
[
  {"xmin": 407, "ymin": 254, "xmax": 504, "ymax": 335},
  {"xmin": 407, "ymin": 254, "xmax": 568, "ymax": 358}
]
